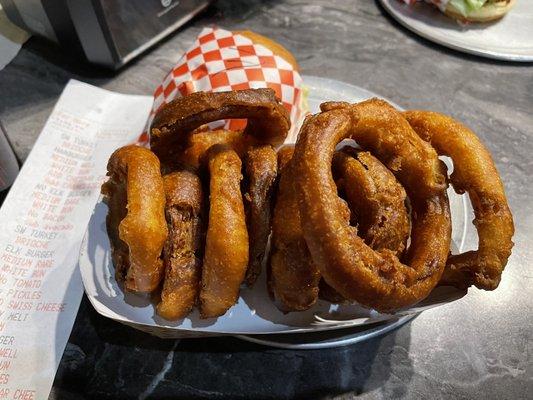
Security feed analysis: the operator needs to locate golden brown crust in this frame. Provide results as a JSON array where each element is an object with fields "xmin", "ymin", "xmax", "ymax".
[
  {"xmin": 333, "ymin": 149, "xmax": 410, "ymax": 257},
  {"xmin": 323, "ymin": 148, "xmax": 411, "ymax": 305},
  {"xmin": 291, "ymin": 100, "xmax": 451, "ymax": 312},
  {"xmin": 276, "ymin": 144, "xmax": 296, "ymax": 171},
  {"xmin": 404, "ymin": 111, "xmax": 514, "ymax": 290},
  {"xmin": 320, "ymin": 100, "xmax": 447, "ymax": 200},
  {"xmin": 243, "ymin": 145, "xmax": 278, "ymax": 286},
  {"xmin": 165, "ymin": 129, "xmax": 258, "ymax": 173},
  {"xmin": 200, "ymin": 145, "xmax": 249, "ymax": 318},
  {"xmin": 156, "ymin": 171, "xmax": 204, "ymax": 320},
  {"xmin": 272, "ymin": 144, "xmax": 411, "ymax": 309},
  {"xmin": 101, "ymin": 145, "xmax": 168, "ymax": 293},
  {"xmin": 270, "ymin": 145, "xmax": 321, "ymax": 311},
  {"xmin": 150, "ymin": 89, "xmax": 290, "ymax": 167}
]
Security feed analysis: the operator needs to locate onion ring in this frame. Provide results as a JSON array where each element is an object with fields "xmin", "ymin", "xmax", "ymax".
[
  {"xmin": 243, "ymin": 145, "xmax": 278, "ymax": 286},
  {"xmin": 151, "ymin": 89, "xmax": 290, "ymax": 166},
  {"xmin": 292, "ymin": 99, "xmax": 451, "ymax": 312},
  {"xmin": 322, "ymin": 148, "xmax": 411, "ymax": 304},
  {"xmin": 320, "ymin": 100, "xmax": 447, "ymax": 199},
  {"xmin": 272, "ymin": 143, "xmax": 411, "ymax": 309},
  {"xmin": 200, "ymin": 145, "xmax": 249, "ymax": 318},
  {"xmin": 270, "ymin": 145, "xmax": 322, "ymax": 311},
  {"xmin": 332, "ymin": 148, "xmax": 410, "ymax": 257},
  {"xmin": 404, "ymin": 111, "xmax": 514, "ymax": 290},
  {"xmin": 101, "ymin": 145, "xmax": 168, "ymax": 293},
  {"xmin": 157, "ymin": 171, "xmax": 204, "ymax": 320},
  {"xmin": 163, "ymin": 129, "xmax": 258, "ymax": 173}
]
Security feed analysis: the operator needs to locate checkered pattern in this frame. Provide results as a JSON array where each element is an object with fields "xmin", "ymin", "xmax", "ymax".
[{"xmin": 140, "ymin": 27, "xmax": 305, "ymax": 145}]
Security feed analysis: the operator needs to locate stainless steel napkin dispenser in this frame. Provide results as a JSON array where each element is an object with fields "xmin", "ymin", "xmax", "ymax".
[{"xmin": 1, "ymin": 0, "xmax": 211, "ymax": 69}]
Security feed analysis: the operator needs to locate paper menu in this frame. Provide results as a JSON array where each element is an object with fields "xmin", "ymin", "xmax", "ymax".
[{"xmin": 0, "ymin": 80, "xmax": 153, "ymax": 399}]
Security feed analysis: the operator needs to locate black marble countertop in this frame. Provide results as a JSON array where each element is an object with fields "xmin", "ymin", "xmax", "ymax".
[{"xmin": 0, "ymin": 1, "xmax": 531, "ymax": 399}]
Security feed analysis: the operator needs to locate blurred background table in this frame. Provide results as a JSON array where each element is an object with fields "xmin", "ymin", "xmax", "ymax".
[{"xmin": 0, "ymin": 1, "xmax": 531, "ymax": 398}]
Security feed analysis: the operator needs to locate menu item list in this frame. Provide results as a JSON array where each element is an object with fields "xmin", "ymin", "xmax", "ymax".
[{"xmin": 0, "ymin": 80, "xmax": 153, "ymax": 399}]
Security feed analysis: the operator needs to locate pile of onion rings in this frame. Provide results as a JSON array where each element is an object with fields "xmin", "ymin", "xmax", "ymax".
[
  {"xmin": 102, "ymin": 89, "xmax": 514, "ymax": 319},
  {"xmin": 273, "ymin": 99, "xmax": 514, "ymax": 312},
  {"xmin": 103, "ymin": 88, "xmax": 284, "ymax": 319}
]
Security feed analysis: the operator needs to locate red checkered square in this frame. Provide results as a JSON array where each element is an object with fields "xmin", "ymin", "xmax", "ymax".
[
  {"xmin": 209, "ymin": 71, "xmax": 230, "ymax": 89},
  {"xmin": 217, "ymin": 36, "xmax": 235, "ymax": 48},
  {"xmin": 204, "ymin": 49, "xmax": 222, "ymax": 62},
  {"xmin": 237, "ymin": 45, "xmax": 255, "ymax": 57},
  {"xmin": 224, "ymin": 58, "xmax": 243, "ymax": 70},
  {"xmin": 199, "ymin": 31, "xmax": 215, "ymax": 44},
  {"xmin": 163, "ymin": 80, "xmax": 176, "ymax": 97},
  {"xmin": 153, "ymin": 85, "xmax": 163, "ymax": 98},
  {"xmin": 186, "ymin": 47, "xmax": 201, "ymax": 60},
  {"xmin": 279, "ymin": 69, "xmax": 294, "ymax": 86},
  {"xmin": 191, "ymin": 64, "xmax": 208, "ymax": 81},
  {"xmin": 258, "ymin": 56, "xmax": 277, "ymax": 68},
  {"xmin": 173, "ymin": 63, "xmax": 189, "ymax": 78},
  {"xmin": 245, "ymin": 68, "xmax": 264, "ymax": 82},
  {"xmin": 231, "ymin": 82, "xmax": 250, "ymax": 91},
  {"xmin": 227, "ymin": 119, "xmax": 247, "ymax": 131}
]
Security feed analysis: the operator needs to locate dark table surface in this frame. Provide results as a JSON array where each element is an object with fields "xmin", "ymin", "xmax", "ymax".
[{"xmin": 0, "ymin": 1, "xmax": 532, "ymax": 399}]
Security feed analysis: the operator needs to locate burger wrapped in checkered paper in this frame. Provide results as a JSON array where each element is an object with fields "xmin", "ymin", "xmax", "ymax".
[{"xmin": 141, "ymin": 27, "xmax": 306, "ymax": 145}]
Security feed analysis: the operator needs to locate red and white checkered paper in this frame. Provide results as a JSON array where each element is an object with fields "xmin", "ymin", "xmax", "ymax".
[{"xmin": 140, "ymin": 27, "xmax": 305, "ymax": 145}]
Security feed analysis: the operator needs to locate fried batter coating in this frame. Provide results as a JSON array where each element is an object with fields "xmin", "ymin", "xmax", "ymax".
[
  {"xmin": 243, "ymin": 145, "xmax": 278, "ymax": 286},
  {"xmin": 101, "ymin": 145, "xmax": 168, "ymax": 293},
  {"xmin": 150, "ymin": 89, "xmax": 290, "ymax": 166},
  {"xmin": 270, "ymin": 145, "xmax": 322, "ymax": 311},
  {"xmin": 292, "ymin": 99, "xmax": 451, "ymax": 312},
  {"xmin": 277, "ymin": 145, "xmax": 295, "ymax": 171},
  {"xmin": 272, "ymin": 144, "xmax": 410, "ymax": 309},
  {"xmin": 405, "ymin": 111, "xmax": 514, "ymax": 290},
  {"xmin": 320, "ymin": 100, "xmax": 447, "ymax": 200},
  {"xmin": 163, "ymin": 129, "xmax": 258, "ymax": 173},
  {"xmin": 156, "ymin": 171, "xmax": 204, "ymax": 320},
  {"xmin": 333, "ymin": 149, "xmax": 410, "ymax": 257},
  {"xmin": 200, "ymin": 145, "xmax": 249, "ymax": 318},
  {"xmin": 319, "ymin": 148, "xmax": 411, "ymax": 304}
]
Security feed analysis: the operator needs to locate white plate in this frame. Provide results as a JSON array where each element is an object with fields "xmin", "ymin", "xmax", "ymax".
[
  {"xmin": 379, "ymin": 0, "xmax": 533, "ymax": 62},
  {"xmin": 79, "ymin": 76, "xmax": 469, "ymax": 338},
  {"xmin": 236, "ymin": 314, "xmax": 417, "ymax": 349}
]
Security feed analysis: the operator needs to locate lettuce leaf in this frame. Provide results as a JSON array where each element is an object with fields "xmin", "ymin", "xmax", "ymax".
[{"xmin": 448, "ymin": 0, "xmax": 488, "ymax": 16}]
